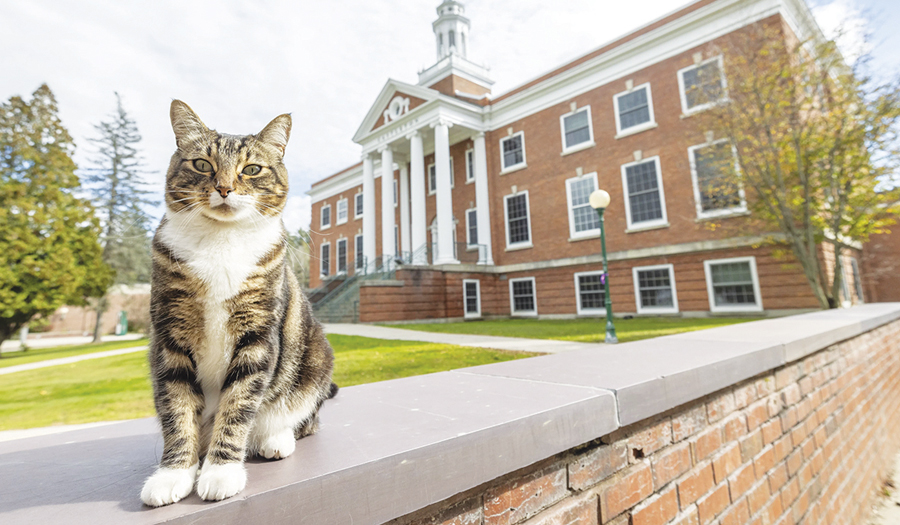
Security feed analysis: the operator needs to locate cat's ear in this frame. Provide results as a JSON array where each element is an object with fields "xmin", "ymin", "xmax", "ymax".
[
  {"xmin": 170, "ymin": 100, "xmax": 209, "ymax": 149},
  {"xmin": 257, "ymin": 114, "xmax": 292, "ymax": 156}
]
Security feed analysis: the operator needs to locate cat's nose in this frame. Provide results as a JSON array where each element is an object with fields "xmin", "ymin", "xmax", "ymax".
[{"xmin": 216, "ymin": 186, "xmax": 233, "ymax": 198}]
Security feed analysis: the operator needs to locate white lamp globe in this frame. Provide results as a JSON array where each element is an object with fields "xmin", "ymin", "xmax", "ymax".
[{"xmin": 589, "ymin": 189, "xmax": 611, "ymax": 210}]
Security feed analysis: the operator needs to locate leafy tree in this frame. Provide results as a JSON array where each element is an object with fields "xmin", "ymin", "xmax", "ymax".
[
  {"xmin": 83, "ymin": 93, "xmax": 154, "ymax": 341},
  {"xmin": 0, "ymin": 85, "xmax": 113, "ymax": 354},
  {"xmin": 287, "ymin": 228, "xmax": 311, "ymax": 289},
  {"xmin": 694, "ymin": 23, "xmax": 900, "ymax": 308}
]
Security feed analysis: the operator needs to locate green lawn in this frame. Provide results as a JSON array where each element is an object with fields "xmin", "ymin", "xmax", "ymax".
[
  {"xmin": 0, "ymin": 338, "xmax": 149, "ymax": 368},
  {"xmin": 385, "ymin": 317, "xmax": 756, "ymax": 344},
  {"xmin": 0, "ymin": 335, "xmax": 536, "ymax": 431}
]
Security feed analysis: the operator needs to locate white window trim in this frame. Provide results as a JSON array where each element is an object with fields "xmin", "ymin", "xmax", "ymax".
[
  {"xmin": 839, "ymin": 256, "xmax": 853, "ymax": 307},
  {"xmin": 849, "ymin": 256, "xmax": 864, "ymax": 304},
  {"xmin": 565, "ymin": 172, "xmax": 600, "ymax": 240},
  {"xmin": 509, "ymin": 277, "xmax": 538, "ymax": 316},
  {"xmin": 559, "ymin": 106, "xmax": 595, "ymax": 155},
  {"xmin": 463, "ymin": 279, "xmax": 481, "ymax": 319},
  {"xmin": 465, "ymin": 207, "xmax": 478, "ymax": 248},
  {"xmin": 354, "ymin": 233, "xmax": 364, "ymax": 270},
  {"xmin": 393, "ymin": 179, "xmax": 398, "ymax": 208},
  {"xmin": 320, "ymin": 242, "xmax": 331, "ymax": 278},
  {"xmin": 427, "ymin": 158, "xmax": 455, "ymax": 195},
  {"xmin": 354, "ymin": 192, "xmax": 364, "ymax": 220},
  {"xmin": 465, "ymin": 148, "xmax": 475, "ymax": 184},
  {"xmin": 336, "ymin": 198, "xmax": 348, "ymax": 225},
  {"xmin": 677, "ymin": 55, "xmax": 727, "ymax": 116},
  {"xmin": 499, "ymin": 131, "xmax": 527, "ymax": 173},
  {"xmin": 573, "ymin": 271, "xmax": 607, "ymax": 316},
  {"xmin": 336, "ymin": 238, "xmax": 348, "ymax": 275},
  {"xmin": 688, "ymin": 140, "xmax": 747, "ymax": 219},
  {"xmin": 613, "ymin": 82, "xmax": 658, "ymax": 137},
  {"xmin": 503, "ymin": 190, "xmax": 533, "ymax": 250},
  {"xmin": 632, "ymin": 264, "xmax": 679, "ymax": 314},
  {"xmin": 320, "ymin": 204, "xmax": 332, "ymax": 230},
  {"xmin": 703, "ymin": 256, "xmax": 763, "ymax": 313},
  {"xmin": 620, "ymin": 156, "xmax": 670, "ymax": 231}
]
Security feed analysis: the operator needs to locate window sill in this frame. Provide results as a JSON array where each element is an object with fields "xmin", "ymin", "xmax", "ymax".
[
  {"xmin": 466, "ymin": 245, "xmax": 480, "ymax": 252},
  {"xmin": 568, "ymin": 232, "xmax": 601, "ymax": 242},
  {"xmin": 511, "ymin": 311, "xmax": 538, "ymax": 317},
  {"xmin": 681, "ymin": 99, "xmax": 728, "ymax": 119},
  {"xmin": 505, "ymin": 243, "xmax": 533, "ymax": 252},
  {"xmin": 321, "ymin": 225, "xmax": 332, "ymax": 230},
  {"xmin": 337, "ymin": 219, "xmax": 348, "ymax": 226},
  {"xmin": 354, "ymin": 215, "xmax": 363, "ymax": 221},
  {"xmin": 465, "ymin": 178, "xmax": 475, "ymax": 185},
  {"xmin": 636, "ymin": 307, "xmax": 679, "ymax": 315},
  {"xmin": 615, "ymin": 122, "xmax": 658, "ymax": 139},
  {"xmin": 626, "ymin": 222, "xmax": 670, "ymax": 233},
  {"xmin": 464, "ymin": 313, "xmax": 482, "ymax": 320},
  {"xmin": 499, "ymin": 163, "xmax": 527, "ymax": 176},
  {"xmin": 709, "ymin": 305, "xmax": 763, "ymax": 314},
  {"xmin": 695, "ymin": 209, "xmax": 749, "ymax": 221},
  {"xmin": 560, "ymin": 141, "xmax": 595, "ymax": 157}
]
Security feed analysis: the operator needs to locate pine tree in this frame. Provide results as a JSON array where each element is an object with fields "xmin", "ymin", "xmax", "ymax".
[
  {"xmin": 83, "ymin": 93, "xmax": 154, "ymax": 341},
  {"xmin": 0, "ymin": 85, "xmax": 113, "ymax": 354}
]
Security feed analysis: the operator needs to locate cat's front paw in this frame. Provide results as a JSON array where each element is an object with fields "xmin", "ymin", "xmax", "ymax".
[
  {"xmin": 259, "ymin": 429, "xmax": 296, "ymax": 460},
  {"xmin": 140, "ymin": 463, "xmax": 199, "ymax": 507},
  {"xmin": 197, "ymin": 462, "xmax": 246, "ymax": 501}
]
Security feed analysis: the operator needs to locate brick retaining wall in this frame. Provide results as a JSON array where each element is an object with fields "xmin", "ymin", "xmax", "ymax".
[{"xmin": 389, "ymin": 319, "xmax": 900, "ymax": 525}]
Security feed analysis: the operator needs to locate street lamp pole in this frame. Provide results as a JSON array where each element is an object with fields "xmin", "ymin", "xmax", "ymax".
[{"xmin": 590, "ymin": 190, "xmax": 618, "ymax": 344}]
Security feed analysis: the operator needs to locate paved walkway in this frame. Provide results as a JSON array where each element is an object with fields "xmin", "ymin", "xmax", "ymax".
[
  {"xmin": 0, "ymin": 346, "xmax": 148, "ymax": 376},
  {"xmin": 323, "ymin": 323, "xmax": 600, "ymax": 354},
  {"xmin": 0, "ymin": 333, "xmax": 144, "ymax": 353},
  {"xmin": 870, "ymin": 450, "xmax": 900, "ymax": 524}
]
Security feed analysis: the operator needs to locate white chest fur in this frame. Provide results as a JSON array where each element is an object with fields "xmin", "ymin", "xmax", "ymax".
[{"xmin": 158, "ymin": 209, "xmax": 283, "ymax": 422}]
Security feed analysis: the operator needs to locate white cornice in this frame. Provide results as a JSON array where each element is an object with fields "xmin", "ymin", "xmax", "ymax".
[{"xmin": 418, "ymin": 54, "xmax": 494, "ymax": 89}]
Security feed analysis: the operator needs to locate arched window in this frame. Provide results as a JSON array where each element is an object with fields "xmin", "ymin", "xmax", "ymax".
[
  {"xmin": 461, "ymin": 32, "xmax": 467, "ymax": 57},
  {"xmin": 449, "ymin": 30, "xmax": 456, "ymax": 49}
]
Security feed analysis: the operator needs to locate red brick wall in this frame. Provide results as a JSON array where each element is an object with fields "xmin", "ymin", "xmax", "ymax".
[
  {"xmin": 388, "ymin": 320, "xmax": 900, "ymax": 525},
  {"xmin": 358, "ymin": 245, "xmax": 819, "ymax": 322},
  {"xmin": 863, "ymin": 228, "xmax": 900, "ymax": 303}
]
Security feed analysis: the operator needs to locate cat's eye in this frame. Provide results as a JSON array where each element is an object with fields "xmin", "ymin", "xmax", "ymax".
[
  {"xmin": 242, "ymin": 165, "xmax": 262, "ymax": 177},
  {"xmin": 193, "ymin": 159, "xmax": 213, "ymax": 173}
]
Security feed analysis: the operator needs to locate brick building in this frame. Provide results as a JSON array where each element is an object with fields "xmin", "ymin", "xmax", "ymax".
[{"xmin": 307, "ymin": 0, "xmax": 866, "ymax": 322}]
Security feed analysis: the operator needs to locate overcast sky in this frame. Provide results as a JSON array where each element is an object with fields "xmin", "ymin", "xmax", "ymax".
[{"xmin": 1, "ymin": 0, "xmax": 894, "ymax": 232}]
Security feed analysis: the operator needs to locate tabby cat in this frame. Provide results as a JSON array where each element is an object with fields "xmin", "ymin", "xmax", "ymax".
[{"xmin": 140, "ymin": 100, "xmax": 337, "ymax": 507}]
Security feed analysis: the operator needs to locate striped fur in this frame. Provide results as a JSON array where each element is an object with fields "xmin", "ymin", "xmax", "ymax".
[{"xmin": 141, "ymin": 101, "xmax": 336, "ymax": 507}]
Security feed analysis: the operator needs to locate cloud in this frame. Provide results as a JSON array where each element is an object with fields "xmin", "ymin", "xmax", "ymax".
[
  {"xmin": 811, "ymin": 0, "xmax": 872, "ymax": 64},
  {"xmin": 282, "ymin": 194, "xmax": 312, "ymax": 235}
]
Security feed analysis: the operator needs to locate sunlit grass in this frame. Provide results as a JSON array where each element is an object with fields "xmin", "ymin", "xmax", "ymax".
[{"xmin": 0, "ymin": 338, "xmax": 149, "ymax": 368}]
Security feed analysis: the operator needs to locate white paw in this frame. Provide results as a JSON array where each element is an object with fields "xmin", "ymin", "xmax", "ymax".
[
  {"xmin": 196, "ymin": 462, "xmax": 246, "ymax": 501},
  {"xmin": 140, "ymin": 463, "xmax": 198, "ymax": 507},
  {"xmin": 259, "ymin": 429, "xmax": 296, "ymax": 460}
]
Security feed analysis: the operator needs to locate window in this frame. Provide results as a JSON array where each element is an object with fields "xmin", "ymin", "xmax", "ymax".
[
  {"xmin": 574, "ymin": 271, "xmax": 606, "ymax": 315},
  {"xmin": 632, "ymin": 264, "xmax": 678, "ymax": 314},
  {"xmin": 427, "ymin": 158, "xmax": 454, "ymax": 194},
  {"xmin": 678, "ymin": 56, "xmax": 726, "ymax": 114},
  {"xmin": 565, "ymin": 173, "xmax": 600, "ymax": 239},
  {"xmin": 504, "ymin": 191, "xmax": 532, "ymax": 249},
  {"xmin": 839, "ymin": 260, "xmax": 852, "ymax": 306},
  {"xmin": 689, "ymin": 141, "xmax": 745, "ymax": 218},
  {"xmin": 509, "ymin": 277, "xmax": 537, "ymax": 316},
  {"xmin": 614, "ymin": 83, "xmax": 656, "ymax": 135},
  {"xmin": 621, "ymin": 157, "xmax": 668, "ymax": 230},
  {"xmin": 320, "ymin": 204, "xmax": 331, "ymax": 229},
  {"xmin": 336, "ymin": 238, "xmax": 347, "ymax": 274},
  {"xmin": 355, "ymin": 234, "xmax": 364, "ymax": 270},
  {"xmin": 463, "ymin": 279, "xmax": 481, "ymax": 318},
  {"xmin": 559, "ymin": 106, "xmax": 594, "ymax": 153},
  {"xmin": 466, "ymin": 208, "xmax": 478, "ymax": 246},
  {"xmin": 465, "ymin": 149, "xmax": 475, "ymax": 183},
  {"xmin": 850, "ymin": 257, "xmax": 864, "ymax": 303},
  {"xmin": 500, "ymin": 132, "xmax": 526, "ymax": 172},
  {"xmin": 354, "ymin": 192, "xmax": 363, "ymax": 219},
  {"xmin": 336, "ymin": 198, "xmax": 348, "ymax": 225},
  {"xmin": 394, "ymin": 225, "xmax": 399, "ymax": 256},
  {"xmin": 449, "ymin": 30, "xmax": 456, "ymax": 48},
  {"xmin": 704, "ymin": 256, "xmax": 762, "ymax": 312},
  {"xmin": 320, "ymin": 243, "xmax": 331, "ymax": 277}
]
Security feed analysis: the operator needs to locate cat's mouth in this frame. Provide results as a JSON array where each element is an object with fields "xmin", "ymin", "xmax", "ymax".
[{"xmin": 205, "ymin": 192, "xmax": 253, "ymax": 222}]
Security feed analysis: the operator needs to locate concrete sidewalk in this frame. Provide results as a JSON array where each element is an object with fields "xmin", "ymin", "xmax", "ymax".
[
  {"xmin": 324, "ymin": 323, "xmax": 600, "ymax": 354},
  {"xmin": 0, "ymin": 333, "xmax": 144, "ymax": 353},
  {"xmin": 0, "ymin": 346, "xmax": 148, "ymax": 376}
]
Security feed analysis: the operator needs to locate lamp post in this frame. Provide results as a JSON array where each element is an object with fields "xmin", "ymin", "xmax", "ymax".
[{"xmin": 589, "ymin": 189, "xmax": 618, "ymax": 344}]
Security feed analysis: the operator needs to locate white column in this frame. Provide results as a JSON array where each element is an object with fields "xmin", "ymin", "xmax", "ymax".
[
  {"xmin": 399, "ymin": 162, "xmax": 411, "ymax": 257},
  {"xmin": 380, "ymin": 146, "xmax": 396, "ymax": 265},
  {"xmin": 473, "ymin": 132, "xmax": 494, "ymax": 265},
  {"xmin": 409, "ymin": 131, "xmax": 427, "ymax": 265},
  {"xmin": 432, "ymin": 119, "xmax": 458, "ymax": 265},
  {"xmin": 362, "ymin": 154, "xmax": 376, "ymax": 271}
]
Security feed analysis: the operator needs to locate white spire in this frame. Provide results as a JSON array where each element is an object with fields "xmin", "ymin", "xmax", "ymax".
[{"xmin": 433, "ymin": 1, "xmax": 469, "ymax": 61}]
